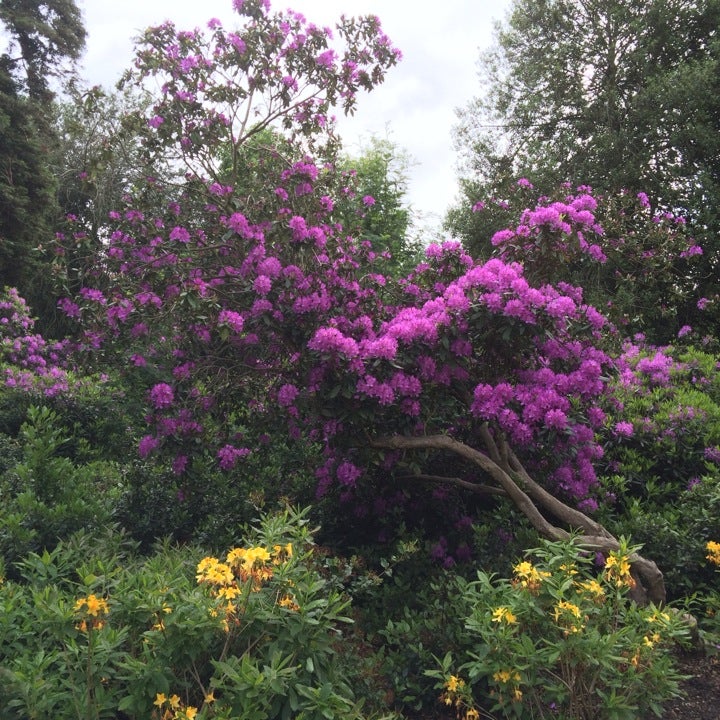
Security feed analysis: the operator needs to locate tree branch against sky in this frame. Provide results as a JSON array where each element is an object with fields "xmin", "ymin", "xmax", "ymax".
[{"xmin": 76, "ymin": 0, "xmax": 512, "ymax": 235}]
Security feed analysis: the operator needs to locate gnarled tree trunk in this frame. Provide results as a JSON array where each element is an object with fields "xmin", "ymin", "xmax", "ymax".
[{"xmin": 370, "ymin": 429, "xmax": 665, "ymax": 605}]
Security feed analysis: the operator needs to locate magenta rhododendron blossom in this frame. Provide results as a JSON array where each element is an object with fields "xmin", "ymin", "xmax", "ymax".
[
  {"xmin": 336, "ymin": 461, "xmax": 362, "ymax": 487},
  {"xmin": 614, "ymin": 421, "xmax": 634, "ymax": 437},
  {"xmin": 149, "ymin": 383, "xmax": 174, "ymax": 409},
  {"xmin": 308, "ymin": 328, "xmax": 359, "ymax": 357},
  {"xmin": 172, "ymin": 454, "xmax": 188, "ymax": 475},
  {"xmin": 277, "ymin": 383, "xmax": 299, "ymax": 407},
  {"xmin": 138, "ymin": 435, "xmax": 160, "ymax": 458},
  {"xmin": 217, "ymin": 444, "xmax": 251, "ymax": 470},
  {"xmin": 218, "ymin": 309, "xmax": 244, "ymax": 333}
]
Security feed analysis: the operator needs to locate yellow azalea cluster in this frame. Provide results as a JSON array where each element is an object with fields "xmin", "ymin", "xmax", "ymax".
[
  {"xmin": 706, "ymin": 540, "xmax": 720, "ymax": 566},
  {"xmin": 552, "ymin": 600, "xmax": 584, "ymax": 634},
  {"xmin": 440, "ymin": 675, "xmax": 480, "ymax": 719},
  {"xmin": 492, "ymin": 668, "xmax": 523, "ymax": 701},
  {"xmin": 576, "ymin": 578, "xmax": 605, "ymax": 603},
  {"xmin": 196, "ymin": 543, "xmax": 297, "ymax": 630},
  {"xmin": 512, "ymin": 560, "xmax": 551, "ymax": 593},
  {"xmin": 491, "ymin": 606, "xmax": 518, "ymax": 625},
  {"xmin": 440, "ymin": 674, "xmax": 465, "ymax": 708},
  {"xmin": 74, "ymin": 593, "xmax": 110, "ymax": 632},
  {"xmin": 153, "ymin": 692, "xmax": 205, "ymax": 720},
  {"xmin": 603, "ymin": 551, "xmax": 636, "ymax": 588}
]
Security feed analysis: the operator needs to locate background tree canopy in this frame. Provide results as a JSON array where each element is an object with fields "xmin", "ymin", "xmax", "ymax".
[{"xmin": 447, "ymin": 0, "xmax": 720, "ymax": 326}]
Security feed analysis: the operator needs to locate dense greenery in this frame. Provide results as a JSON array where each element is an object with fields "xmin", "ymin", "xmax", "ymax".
[
  {"xmin": 0, "ymin": 0, "xmax": 86, "ymax": 330},
  {"xmin": 0, "ymin": 1, "xmax": 719, "ymax": 719}
]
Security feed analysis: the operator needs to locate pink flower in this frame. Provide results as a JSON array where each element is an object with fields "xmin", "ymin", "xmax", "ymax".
[
  {"xmin": 288, "ymin": 215, "xmax": 309, "ymax": 241},
  {"xmin": 138, "ymin": 435, "xmax": 159, "ymax": 458},
  {"xmin": 336, "ymin": 461, "xmax": 362, "ymax": 487},
  {"xmin": 218, "ymin": 309, "xmax": 244, "ymax": 333},
  {"xmin": 169, "ymin": 226, "xmax": 191, "ymax": 243},
  {"xmin": 149, "ymin": 383, "xmax": 174, "ymax": 409},
  {"xmin": 316, "ymin": 49, "xmax": 336, "ymax": 67},
  {"xmin": 308, "ymin": 327, "xmax": 359, "ymax": 357},
  {"xmin": 253, "ymin": 275, "xmax": 272, "ymax": 295},
  {"xmin": 614, "ymin": 421, "xmax": 634, "ymax": 437},
  {"xmin": 172, "ymin": 455, "xmax": 188, "ymax": 475},
  {"xmin": 544, "ymin": 408, "xmax": 568, "ymax": 431},
  {"xmin": 217, "ymin": 444, "xmax": 251, "ymax": 470},
  {"xmin": 277, "ymin": 383, "xmax": 299, "ymax": 407}
]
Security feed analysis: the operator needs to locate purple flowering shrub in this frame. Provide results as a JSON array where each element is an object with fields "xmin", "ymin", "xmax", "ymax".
[
  {"xmin": 466, "ymin": 181, "xmax": 708, "ymax": 343},
  {"xmin": 0, "ymin": 288, "xmax": 75, "ymax": 398},
  {"xmin": 52, "ymin": 0, "xmax": 718, "ymax": 603},
  {"xmin": 591, "ymin": 342, "xmax": 720, "ymax": 597}
]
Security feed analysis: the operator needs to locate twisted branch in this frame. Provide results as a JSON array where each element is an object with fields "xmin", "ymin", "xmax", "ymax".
[{"xmin": 369, "ymin": 432, "xmax": 665, "ymax": 605}]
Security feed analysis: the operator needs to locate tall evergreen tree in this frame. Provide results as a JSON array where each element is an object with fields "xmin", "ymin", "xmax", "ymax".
[
  {"xmin": 0, "ymin": 0, "xmax": 85, "ymax": 329},
  {"xmin": 0, "ymin": 0, "xmax": 86, "ymax": 101}
]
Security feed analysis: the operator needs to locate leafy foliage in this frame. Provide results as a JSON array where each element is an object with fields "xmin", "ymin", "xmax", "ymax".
[
  {"xmin": 428, "ymin": 537, "xmax": 692, "ymax": 720},
  {"xmin": 0, "ymin": 508, "xmax": 371, "ymax": 720}
]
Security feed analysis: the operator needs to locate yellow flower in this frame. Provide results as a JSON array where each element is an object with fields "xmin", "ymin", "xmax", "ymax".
[
  {"xmin": 168, "ymin": 694, "xmax": 181, "ymax": 710},
  {"xmin": 603, "ymin": 552, "xmax": 635, "ymax": 588},
  {"xmin": 184, "ymin": 707, "xmax": 198, "ymax": 719},
  {"xmin": 512, "ymin": 560, "xmax": 551, "ymax": 592},
  {"xmin": 465, "ymin": 710, "xmax": 480, "ymax": 720},
  {"xmin": 272, "ymin": 543, "xmax": 293, "ymax": 562},
  {"xmin": 445, "ymin": 675, "xmax": 465, "ymax": 692},
  {"xmin": 491, "ymin": 606, "xmax": 517, "ymax": 625},
  {"xmin": 240, "ymin": 546, "xmax": 272, "ymax": 567},
  {"xmin": 153, "ymin": 693, "xmax": 167, "ymax": 707},
  {"xmin": 706, "ymin": 540, "xmax": 720, "ymax": 566},
  {"xmin": 75, "ymin": 593, "xmax": 110, "ymax": 617},
  {"xmin": 577, "ymin": 579, "xmax": 605, "ymax": 601},
  {"xmin": 278, "ymin": 594, "xmax": 299, "ymax": 611},
  {"xmin": 196, "ymin": 557, "xmax": 234, "ymax": 586},
  {"xmin": 553, "ymin": 600, "xmax": 584, "ymax": 633},
  {"xmin": 204, "ymin": 691, "xmax": 216, "ymax": 704},
  {"xmin": 217, "ymin": 585, "xmax": 241, "ymax": 600},
  {"xmin": 493, "ymin": 669, "xmax": 521, "ymax": 684},
  {"xmin": 513, "ymin": 560, "xmax": 534, "ymax": 577}
]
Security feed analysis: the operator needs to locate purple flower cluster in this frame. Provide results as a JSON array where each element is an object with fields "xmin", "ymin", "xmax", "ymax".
[
  {"xmin": 149, "ymin": 383, "xmax": 174, "ymax": 409},
  {"xmin": 217, "ymin": 444, "xmax": 251, "ymax": 470}
]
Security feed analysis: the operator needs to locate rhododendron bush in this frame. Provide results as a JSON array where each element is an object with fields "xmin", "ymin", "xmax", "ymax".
[{"xmin": 49, "ymin": 0, "xmax": 718, "ymax": 605}]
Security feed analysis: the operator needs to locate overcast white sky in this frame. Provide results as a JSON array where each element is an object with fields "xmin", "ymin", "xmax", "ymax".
[{"xmin": 76, "ymin": 0, "xmax": 511, "ymax": 236}]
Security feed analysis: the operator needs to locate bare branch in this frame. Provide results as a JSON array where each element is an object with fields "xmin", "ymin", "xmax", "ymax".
[{"xmin": 396, "ymin": 473, "xmax": 506, "ymax": 497}]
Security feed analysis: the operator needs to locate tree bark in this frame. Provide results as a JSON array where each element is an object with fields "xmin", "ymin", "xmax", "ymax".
[{"xmin": 369, "ymin": 432, "xmax": 666, "ymax": 605}]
